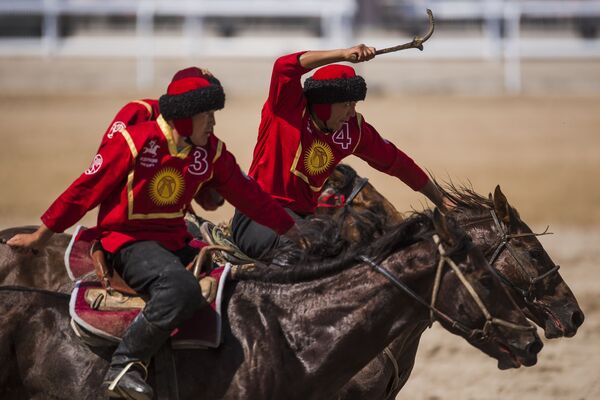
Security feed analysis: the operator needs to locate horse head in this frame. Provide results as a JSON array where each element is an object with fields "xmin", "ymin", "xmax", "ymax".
[
  {"xmin": 442, "ymin": 184, "xmax": 584, "ymax": 339},
  {"xmin": 252, "ymin": 207, "xmax": 542, "ymax": 372},
  {"xmin": 492, "ymin": 186, "xmax": 583, "ymax": 337},
  {"xmin": 426, "ymin": 209, "xmax": 542, "ymax": 369},
  {"xmin": 319, "ymin": 164, "xmax": 584, "ymax": 339}
]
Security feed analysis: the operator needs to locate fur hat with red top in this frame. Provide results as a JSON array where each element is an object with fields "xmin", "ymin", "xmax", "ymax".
[
  {"xmin": 303, "ymin": 64, "xmax": 367, "ymax": 105},
  {"xmin": 159, "ymin": 67, "xmax": 225, "ymax": 136}
]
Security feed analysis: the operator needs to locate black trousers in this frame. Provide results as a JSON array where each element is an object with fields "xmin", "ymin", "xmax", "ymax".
[
  {"xmin": 112, "ymin": 241, "xmax": 204, "ymax": 331},
  {"xmin": 231, "ymin": 208, "xmax": 305, "ymax": 260}
]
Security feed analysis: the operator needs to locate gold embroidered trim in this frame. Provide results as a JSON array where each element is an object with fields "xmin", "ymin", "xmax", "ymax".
[
  {"xmin": 133, "ymin": 100, "xmax": 153, "ymax": 117},
  {"xmin": 119, "ymin": 129, "xmax": 138, "ymax": 158},
  {"xmin": 157, "ymin": 115, "xmax": 191, "ymax": 159}
]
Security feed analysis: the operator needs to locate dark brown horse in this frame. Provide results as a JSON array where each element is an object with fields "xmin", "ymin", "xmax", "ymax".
[
  {"xmin": 317, "ymin": 165, "xmax": 584, "ymax": 399},
  {"xmin": 0, "ymin": 210, "xmax": 541, "ymax": 399}
]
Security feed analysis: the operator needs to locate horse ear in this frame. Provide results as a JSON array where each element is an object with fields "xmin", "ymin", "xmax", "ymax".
[
  {"xmin": 493, "ymin": 185, "xmax": 511, "ymax": 224},
  {"xmin": 432, "ymin": 208, "xmax": 455, "ymax": 245}
]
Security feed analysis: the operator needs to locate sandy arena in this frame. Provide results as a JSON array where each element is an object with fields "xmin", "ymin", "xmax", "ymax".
[{"xmin": 0, "ymin": 58, "xmax": 598, "ymax": 399}]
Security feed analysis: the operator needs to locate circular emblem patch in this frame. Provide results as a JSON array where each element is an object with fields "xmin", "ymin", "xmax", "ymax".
[
  {"xmin": 149, "ymin": 167, "xmax": 185, "ymax": 206},
  {"xmin": 304, "ymin": 140, "xmax": 334, "ymax": 175}
]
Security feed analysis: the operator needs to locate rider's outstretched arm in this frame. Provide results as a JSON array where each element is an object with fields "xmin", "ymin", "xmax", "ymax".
[{"xmin": 298, "ymin": 44, "xmax": 376, "ymax": 70}]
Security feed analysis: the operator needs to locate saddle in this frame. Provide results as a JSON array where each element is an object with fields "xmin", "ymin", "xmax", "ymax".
[{"xmin": 65, "ymin": 225, "xmax": 230, "ymax": 349}]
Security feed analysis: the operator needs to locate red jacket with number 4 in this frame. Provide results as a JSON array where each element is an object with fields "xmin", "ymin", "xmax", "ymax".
[
  {"xmin": 248, "ymin": 52, "xmax": 429, "ymax": 215},
  {"xmin": 42, "ymin": 115, "xmax": 295, "ymax": 253}
]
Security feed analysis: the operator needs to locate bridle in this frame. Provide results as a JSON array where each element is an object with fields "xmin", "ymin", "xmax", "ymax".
[
  {"xmin": 465, "ymin": 209, "xmax": 558, "ymax": 304},
  {"xmin": 321, "ymin": 173, "xmax": 560, "ymax": 305},
  {"xmin": 358, "ymin": 234, "xmax": 535, "ymax": 340},
  {"xmin": 317, "ymin": 176, "xmax": 369, "ymax": 209}
]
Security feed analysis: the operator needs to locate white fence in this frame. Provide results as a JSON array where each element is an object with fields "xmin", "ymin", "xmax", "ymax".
[
  {"xmin": 0, "ymin": 0, "xmax": 599, "ymax": 92},
  {"xmin": 414, "ymin": 0, "xmax": 600, "ymax": 92}
]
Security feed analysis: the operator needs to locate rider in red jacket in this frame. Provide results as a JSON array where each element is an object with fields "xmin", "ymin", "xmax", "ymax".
[
  {"xmin": 8, "ymin": 73, "xmax": 297, "ymax": 400},
  {"xmin": 99, "ymin": 68, "xmax": 225, "ymax": 212},
  {"xmin": 232, "ymin": 44, "xmax": 449, "ymax": 259}
]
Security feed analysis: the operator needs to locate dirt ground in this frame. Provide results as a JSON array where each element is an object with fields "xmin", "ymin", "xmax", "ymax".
[{"xmin": 0, "ymin": 59, "xmax": 599, "ymax": 399}]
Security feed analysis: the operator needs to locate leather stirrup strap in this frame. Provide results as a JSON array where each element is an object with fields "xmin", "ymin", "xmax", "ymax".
[{"xmin": 91, "ymin": 241, "xmax": 138, "ymax": 296}]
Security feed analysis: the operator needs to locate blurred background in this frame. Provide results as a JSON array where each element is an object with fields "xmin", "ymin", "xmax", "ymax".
[
  {"xmin": 1, "ymin": 0, "xmax": 600, "ymax": 93},
  {"xmin": 0, "ymin": 1, "xmax": 599, "ymax": 398}
]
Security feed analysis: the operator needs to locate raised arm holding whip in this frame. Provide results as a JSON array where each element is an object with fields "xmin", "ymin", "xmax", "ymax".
[{"xmin": 230, "ymin": 9, "xmax": 451, "ymax": 261}]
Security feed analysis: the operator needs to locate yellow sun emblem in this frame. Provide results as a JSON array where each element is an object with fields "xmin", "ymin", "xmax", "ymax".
[
  {"xmin": 148, "ymin": 167, "xmax": 185, "ymax": 206},
  {"xmin": 304, "ymin": 140, "xmax": 334, "ymax": 176}
]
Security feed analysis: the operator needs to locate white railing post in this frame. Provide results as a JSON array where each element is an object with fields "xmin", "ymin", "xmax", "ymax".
[
  {"xmin": 321, "ymin": 1, "xmax": 356, "ymax": 49},
  {"xmin": 503, "ymin": 2, "xmax": 522, "ymax": 94},
  {"xmin": 42, "ymin": 0, "xmax": 59, "ymax": 57},
  {"xmin": 136, "ymin": 0, "xmax": 155, "ymax": 89},
  {"xmin": 483, "ymin": 0, "xmax": 504, "ymax": 60},
  {"xmin": 184, "ymin": 16, "xmax": 204, "ymax": 58}
]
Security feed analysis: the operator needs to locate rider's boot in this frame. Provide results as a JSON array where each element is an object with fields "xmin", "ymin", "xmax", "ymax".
[{"xmin": 102, "ymin": 312, "xmax": 170, "ymax": 400}]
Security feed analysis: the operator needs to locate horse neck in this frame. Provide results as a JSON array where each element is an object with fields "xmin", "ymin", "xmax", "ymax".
[{"xmin": 234, "ymin": 242, "xmax": 438, "ymax": 395}]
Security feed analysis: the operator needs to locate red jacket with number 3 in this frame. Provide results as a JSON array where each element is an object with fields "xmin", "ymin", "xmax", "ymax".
[
  {"xmin": 41, "ymin": 115, "xmax": 295, "ymax": 253},
  {"xmin": 99, "ymin": 98, "xmax": 221, "ymax": 211}
]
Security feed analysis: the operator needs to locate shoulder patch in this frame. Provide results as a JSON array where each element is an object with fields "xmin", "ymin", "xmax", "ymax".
[
  {"xmin": 107, "ymin": 120, "xmax": 126, "ymax": 139},
  {"xmin": 84, "ymin": 154, "xmax": 103, "ymax": 175}
]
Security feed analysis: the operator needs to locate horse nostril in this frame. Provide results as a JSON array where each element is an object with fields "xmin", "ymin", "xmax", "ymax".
[
  {"xmin": 571, "ymin": 310, "xmax": 585, "ymax": 328},
  {"xmin": 527, "ymin": 339, "xmax": 543, "ymax": 355}
]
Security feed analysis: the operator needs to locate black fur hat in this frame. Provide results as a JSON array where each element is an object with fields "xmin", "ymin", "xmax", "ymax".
[
  {"xmin": 303, "ymin": 64, "xmax": 367, "ymax": 104},
  {"xmin": 159, "ymin": 76, "xmax": 225, "ymax": 120}
]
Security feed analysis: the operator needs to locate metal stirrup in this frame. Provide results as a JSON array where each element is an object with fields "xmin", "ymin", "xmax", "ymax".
[{"xmin": 107, "ymin": 361, "xmax": 148, "ymax": 392}]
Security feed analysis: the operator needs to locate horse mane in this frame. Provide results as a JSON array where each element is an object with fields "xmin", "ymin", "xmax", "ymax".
[
  {"xmin": 331, "ymin": 164, "xmax": 493, "ymax": 212},
  {"xmin": 234, "ymin": 168, "xmax": 474, "ymax": 284},
  {"xmin": 235, "ymin": 211, "xmax": 450, "ymax": 284},
  {"xmin": 430, "ymin": 178, "xmax": 494, "ymax": 213}
]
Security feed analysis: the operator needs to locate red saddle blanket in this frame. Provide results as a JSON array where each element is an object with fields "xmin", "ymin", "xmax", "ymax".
[
  {"xmin": 69, "ymin": 265, "xmax": 230, "ymax": 349},
  {"xmin": 65, "ymin": 225, "xmax": 229, "ymax": 349}
]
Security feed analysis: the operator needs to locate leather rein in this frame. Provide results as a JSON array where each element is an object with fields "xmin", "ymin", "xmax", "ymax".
[
  {"xmin": 466, "ymin": 209, "xmax": 558, "ymax": 303},
  {"xmin": 358, "ymin": 234, "xmax": 536, "ymax": 340}
]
